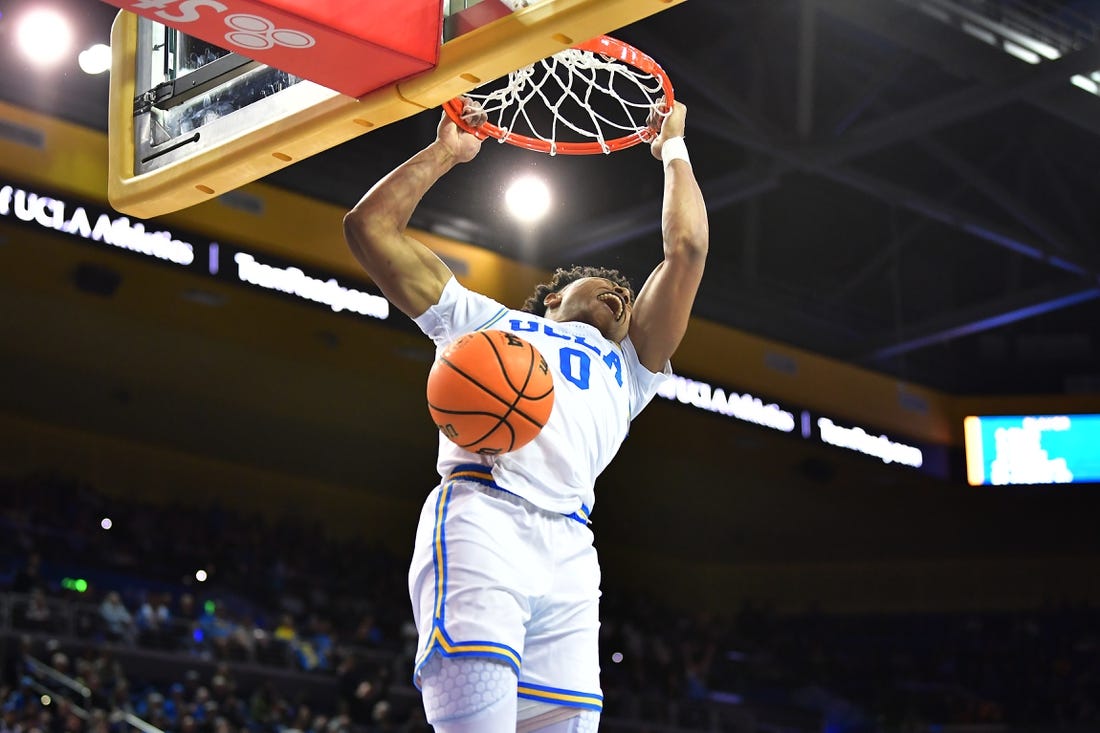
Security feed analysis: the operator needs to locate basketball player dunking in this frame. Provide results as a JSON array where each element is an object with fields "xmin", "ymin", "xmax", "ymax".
[{"xmin": 343, "ymin": 99, "xmax": 708, "ymax": 732}]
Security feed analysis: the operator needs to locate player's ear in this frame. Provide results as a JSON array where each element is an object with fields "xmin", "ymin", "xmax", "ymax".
[{"xmin": 543, "ymin": 291, "xmax": 562, "ymax": 309}]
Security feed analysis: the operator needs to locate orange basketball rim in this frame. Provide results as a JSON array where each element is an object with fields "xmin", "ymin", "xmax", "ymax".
[{"xmin": 444, "ymin": 35, "xmax": 675, "ymax": 156}]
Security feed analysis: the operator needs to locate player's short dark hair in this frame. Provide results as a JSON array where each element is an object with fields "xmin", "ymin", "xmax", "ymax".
[{"xmin": 521, "ymin": 265, "xmax": 634, "ymax": 316}]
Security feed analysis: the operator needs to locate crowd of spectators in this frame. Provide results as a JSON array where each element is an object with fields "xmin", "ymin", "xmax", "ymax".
[
  {"xmin": 1, "ymin": 636, "xmax": 427, "ymax": 733},
  {"xmin": 2, "ymin": 471, "xmax": 1099, "ymax": 733}
]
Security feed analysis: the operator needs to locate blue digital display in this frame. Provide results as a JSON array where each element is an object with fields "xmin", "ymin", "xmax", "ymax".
[{"xmin": 965, "ymin": 414, "xmax": 1100, "ymax": 485}]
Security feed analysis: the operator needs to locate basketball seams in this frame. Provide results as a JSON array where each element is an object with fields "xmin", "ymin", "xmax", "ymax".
[
  {"xmin": 427, "ymin": 330, "xmax": 555, "ymax": 455},
  {"xmin": 483, "ymin": 331, "xmax": 553, "ymax": 402},
  {"xmin": 524, "ymin": 354, "xmax": 554, "ymax": 400},
  {"xmin": 483, "ymin": 331, "xmax": 552, "ymax": 404},
  {"xmin": 434, "ymin": 357, "xmax": 546, "ymax": 429},
  {"xmin": 485, "ymin": 332, "xmax": 544, "ymax": 432},
  {"xmin": 425, "ymin": 403, "xmax": 516, "ymax": 451}
]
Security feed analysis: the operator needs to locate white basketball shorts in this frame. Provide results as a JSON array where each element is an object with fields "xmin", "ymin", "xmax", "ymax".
[{"xmin": 408, "ymin": 465, "xmax": 604, "ymax": 713}]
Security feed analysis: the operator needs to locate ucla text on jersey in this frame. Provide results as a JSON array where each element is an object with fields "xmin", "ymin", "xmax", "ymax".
[{"xmin": 505, "ymin": 318, "xmax": 623, "ymax": 389}]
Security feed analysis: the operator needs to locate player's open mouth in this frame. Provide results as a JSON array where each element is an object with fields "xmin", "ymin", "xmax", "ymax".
[{"xmin": 597, "ymin": 292, "xmax": 626, "ymax": 321}]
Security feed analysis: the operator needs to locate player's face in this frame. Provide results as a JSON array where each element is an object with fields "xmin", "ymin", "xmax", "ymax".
[{"xmin": 546, "ymin": 277, "xmax": 634, "ymax": 342}]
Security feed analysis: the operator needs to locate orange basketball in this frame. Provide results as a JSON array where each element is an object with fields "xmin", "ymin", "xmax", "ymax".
[{"xmin": 426, "ymin": 330, "xmax": 555, "ymax": 455}]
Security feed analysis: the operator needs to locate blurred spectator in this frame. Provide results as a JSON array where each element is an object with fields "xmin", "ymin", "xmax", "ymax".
[
  {"xmin": 163, "ymin": 682, "xmax": 188, "ymax": 724},
  {"xmin": 337, "ymin": 655, "xmax": 384, "ymax": 725},
  {"xmin": 99, "ymin": 591, "xmax": 137, "ymax": 645},
  {"xmin": 297, "ymin": 616, "xmax": 335, "ymax": 671},
  {"xmin": 22, "ymin": 588, "xmax": 53, "ymax": 632},
  {"xmin": 274, "ymin": 614, "xmax": 298, "ymax": 643},
  {"xmin": 136, "ymin": 592, "xmax": 172, "ymax": 648},
  {"xmin": 108, "ymin": 677, "xmax": 136, "ymax": 718},
  {"xmin": 197, "ymin": 603, "xmax": 253, "ymax": 661},
  {"xmin": 135, "ymin": 690, "xmax": 166, "ymax": 722},
  {"xmin": 369, "ymin": 700, "xmax": 395, "ymax": 732},
  {"xmin": 352, "ymin": 613, "xmax": 383, "ymax": 648},
  {"xmin": 12, "ymin": 552, "xmax": 42, "ymax": 594}
]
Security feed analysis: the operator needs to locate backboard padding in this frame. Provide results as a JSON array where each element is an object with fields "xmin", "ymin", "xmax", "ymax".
[{"xmin": 99, "ymin": 0, "xmax": 441, "ymax": 98}]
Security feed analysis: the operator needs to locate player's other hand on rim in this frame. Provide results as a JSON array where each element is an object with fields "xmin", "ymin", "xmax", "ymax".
[
  {"xmin": 437, "ymin": 98, "xmax": 486, "ymax": 164},
  {"xmin": 648, "ymin": 97, "xmax": 687, "ymax": 160},
  {"xmin": 458, "ymin": 97, "xmax": 489, "ymax": 128}
]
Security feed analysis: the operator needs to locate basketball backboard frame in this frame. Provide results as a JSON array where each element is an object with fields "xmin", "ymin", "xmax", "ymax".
[{"xmin": 107, "ymin": 0, "xmax": 687, "ymax": 220}]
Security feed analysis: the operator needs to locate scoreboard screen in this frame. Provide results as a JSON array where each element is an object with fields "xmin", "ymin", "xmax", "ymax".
[{"xmin": 964, "ymin": 414, "xmax": 1100, "ymax": 486}]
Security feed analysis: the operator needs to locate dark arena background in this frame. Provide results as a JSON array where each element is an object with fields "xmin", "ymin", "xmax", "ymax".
[{"xmin": 3, "ymin": 1, "xmax": 1100, "ymax": 732}]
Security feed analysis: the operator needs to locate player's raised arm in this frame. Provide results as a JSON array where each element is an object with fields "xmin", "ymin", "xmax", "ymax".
[
  {"xmin": 629, "ymin": 101, "xmax": 710, "ymax": 373},
  {"xmin": 343, "ymin": 110, "xmax": 484, "ymax": 319}
]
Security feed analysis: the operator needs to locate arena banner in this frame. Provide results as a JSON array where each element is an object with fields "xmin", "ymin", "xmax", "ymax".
[
  {"xmin": 0, "ymin": 180, "xmax": 398, "ymax": 327},
  {"xmin": 656, "ymin": 373, "xmax": 952, "ymax": 478}
]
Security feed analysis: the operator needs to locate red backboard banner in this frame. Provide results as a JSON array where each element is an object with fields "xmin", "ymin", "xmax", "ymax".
[{"xmin": 101, "ymin": 0, "xmax": 442, "ymax": 98}]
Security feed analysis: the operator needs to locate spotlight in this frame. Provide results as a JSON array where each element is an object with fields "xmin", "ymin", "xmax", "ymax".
[
  {"xmin": 505, "ymin": 175, "xmax": 551, "ymax": 222},
  {"xmin": 15, "ymin": 9, "xmax": 74, "ymax": 68},
  {"xmin": 79, "ymin": 44, "xmax": 112, "ymax": 75}
]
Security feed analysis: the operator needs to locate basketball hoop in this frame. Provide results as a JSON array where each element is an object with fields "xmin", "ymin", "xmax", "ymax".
[{"xmin": 444, "ymin": 35, "xmax": 674, "ymax": 156}]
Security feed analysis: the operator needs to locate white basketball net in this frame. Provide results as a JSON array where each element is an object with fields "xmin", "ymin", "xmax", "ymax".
[{"xmin": 459, "ymin": 42, "xmax": 670, "ymax": 155}]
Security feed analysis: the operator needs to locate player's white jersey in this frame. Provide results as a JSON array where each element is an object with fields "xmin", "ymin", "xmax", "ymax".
[{"xmin": 414, "ymin": 277, "xmax": 670, "ymax": 518}]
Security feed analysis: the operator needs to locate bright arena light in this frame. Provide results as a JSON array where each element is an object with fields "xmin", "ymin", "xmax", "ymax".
[
  {"xmin": 195, "ymin": 569, "xmax": 208, "ymax": 582},
  {"xmin": 15, "ymin": 9, "xmax": 74, "ymax": 68},
  {"xmin": 78, "ymin": 44, "xmax": 112, "ymax": 75},
  {"xmin": 100, "ymin": 517, "xmax": 112, "ymax": 530},
  {"xmin": 504, "ymin": 175, "xmax": 551, "ymax": 222}
]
